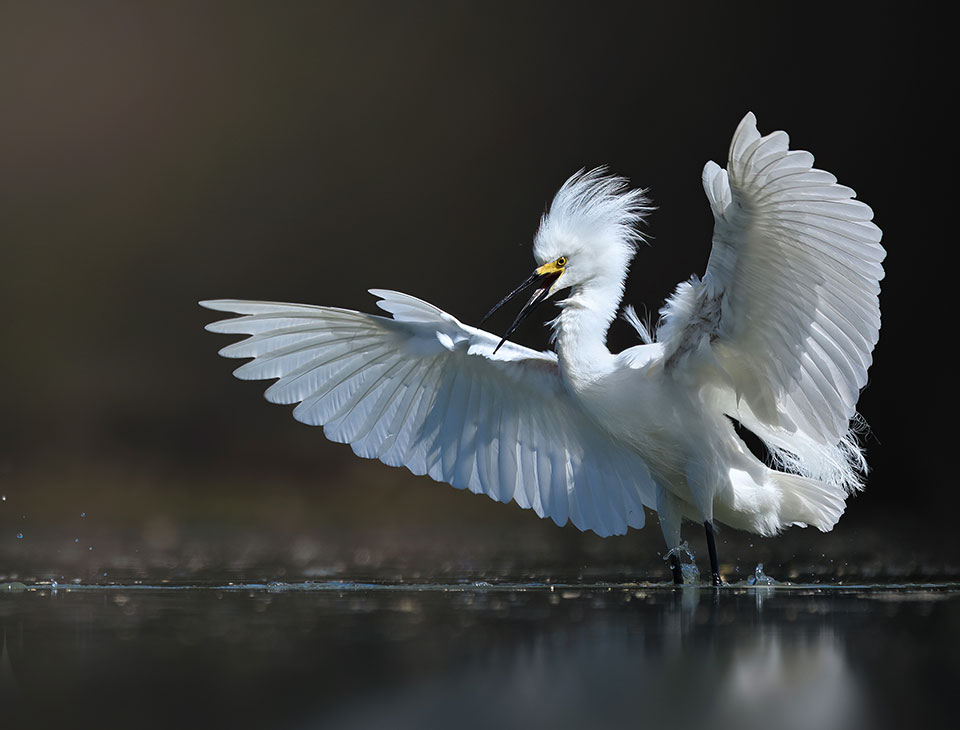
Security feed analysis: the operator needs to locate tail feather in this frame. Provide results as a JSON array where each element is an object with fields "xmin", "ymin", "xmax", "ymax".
[{"xmin": 772, "ymin": 471, "xmax": 847, "ymax": 532}]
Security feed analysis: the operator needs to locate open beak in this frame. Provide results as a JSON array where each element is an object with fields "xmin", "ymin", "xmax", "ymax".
[{"xmin": 481, "ymin": 262, "xmax": 564, "ymax": 353}]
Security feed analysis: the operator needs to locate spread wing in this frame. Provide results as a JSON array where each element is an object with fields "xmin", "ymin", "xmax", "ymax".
[
  {"xmin": 661, "ymin": 113, "xmax": 885, "ymax": 480},
  {"xmin": 201, "ymin": 290, "xmax": 657, "ymax": 536}
]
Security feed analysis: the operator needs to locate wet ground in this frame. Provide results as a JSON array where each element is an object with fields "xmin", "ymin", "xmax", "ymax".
[{"xmin": 2, "ymin": 525, "xmax": 958, "ymax": 730}]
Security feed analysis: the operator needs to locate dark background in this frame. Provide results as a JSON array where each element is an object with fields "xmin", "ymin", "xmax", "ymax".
[{"xmin": 0, "ymin": 2, "xmax": 952, "ymax": 581}]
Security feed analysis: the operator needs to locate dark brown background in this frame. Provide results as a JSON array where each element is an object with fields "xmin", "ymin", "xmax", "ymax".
[{"xmin": 0, "ymin": 2, "xmax": 950, "ymax": 580}]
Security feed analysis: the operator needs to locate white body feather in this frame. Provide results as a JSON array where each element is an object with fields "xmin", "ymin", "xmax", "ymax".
[{"xmin": 202, "ymin": 113, "xmax": 884, "ymax": 550}]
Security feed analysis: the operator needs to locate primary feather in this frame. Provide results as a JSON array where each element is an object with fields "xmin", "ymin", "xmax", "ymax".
[{"xmin": 203, "ymin": 292, "xmax": 655, "ymax": 536}]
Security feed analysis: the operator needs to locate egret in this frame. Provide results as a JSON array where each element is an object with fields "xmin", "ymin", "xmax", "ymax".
[{"xmin": 202, "ymin": 113, "xmax": 884, "ymax": 586}]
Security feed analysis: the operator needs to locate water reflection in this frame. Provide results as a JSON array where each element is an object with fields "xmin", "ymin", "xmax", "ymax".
[{"xmin": 1, "ymin": 583, "xmax": 956, "ymax": 729}]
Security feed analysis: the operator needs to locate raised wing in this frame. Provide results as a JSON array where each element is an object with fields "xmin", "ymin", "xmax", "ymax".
[
  {"xmin": 201, "ymin": 290, "xmax": 657, "ymax": 536},
  {"xmin": 678, "ymin": 113, "xmax": 884, "ymax": 452}
]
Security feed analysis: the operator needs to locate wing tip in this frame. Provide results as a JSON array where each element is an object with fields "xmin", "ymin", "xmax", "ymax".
[
  {"xmin": 201, "ymin": 299, "xmax": 252, "ymax": 332},
  {"xmin": 728, "ymin": 111, "xmax": 759, "ymax": 166},
  {"xmin": 737, "ymin": 111, "xmax": 758, "ymax": 138},
  {"xmin": 701, "ymin": 160, "xmax": 729, "ymax": 219},
  {"xmin": 199, "ymin": 299, "xmax": 247, "ymax": 313}
]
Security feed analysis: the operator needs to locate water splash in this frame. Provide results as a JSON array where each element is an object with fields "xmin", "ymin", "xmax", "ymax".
[
  {"xmin": 746, "ymin": 563, "xmax": 778, "ymax": 586},
  {"xmin": 664, "ymin": 542, "xmax": 701, "ymax": 584},
  {"xmin": 680, "ymin": 563, "xmax": 701, "ymax": 584}
]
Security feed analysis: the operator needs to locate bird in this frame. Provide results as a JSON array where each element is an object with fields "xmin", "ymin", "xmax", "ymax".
[{"xmin": 201, "ymin": 113, "xmax": 884, "ymax": 586}]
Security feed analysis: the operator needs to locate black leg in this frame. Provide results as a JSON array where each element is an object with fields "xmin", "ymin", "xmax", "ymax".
[
  {"xmin": 669, "ymin": 554, "xmax": 683, "ymax": 584},
  {"xmin": 704, "ymin": 520, "xmax": 722, "ymax": 586}
]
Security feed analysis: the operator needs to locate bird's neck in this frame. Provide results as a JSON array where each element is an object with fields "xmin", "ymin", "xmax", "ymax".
[{"xmin": 552, "ymin": 290, "xmax": 619, "ymax": 385}]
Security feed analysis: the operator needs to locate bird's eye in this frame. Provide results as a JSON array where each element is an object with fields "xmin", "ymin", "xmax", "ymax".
[{"xmin": 556, "ymin": 256, "xmax": 567, "ymax": 267}]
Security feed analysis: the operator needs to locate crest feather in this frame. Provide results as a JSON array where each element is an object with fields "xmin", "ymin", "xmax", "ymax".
[{"xmin": 534, "ymin": 168, "xmax": 652, "ymax": 263}]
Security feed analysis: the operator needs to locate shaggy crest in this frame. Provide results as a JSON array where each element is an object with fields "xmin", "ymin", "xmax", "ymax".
[{"xmin": 533, "ymin": 168, "xmax": 652, "ymax": 267}]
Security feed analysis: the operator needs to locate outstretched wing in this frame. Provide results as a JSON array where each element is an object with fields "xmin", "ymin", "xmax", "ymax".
[
  {"xmin": 663, "ymin": 112, "xmax": 885, "ymax": 460},
  {"xmin": 201, "ymin": 290, "xmax": 656, "ymax": 536}
]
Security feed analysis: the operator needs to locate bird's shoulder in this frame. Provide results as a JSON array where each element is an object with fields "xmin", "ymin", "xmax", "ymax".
[
  {"xmin": 650, "ymin": 275, "xmax": 724, "ymax": 370},
  {"xmin": 614, "ymin": 342, "xmax": 665, "ymax": 371}
]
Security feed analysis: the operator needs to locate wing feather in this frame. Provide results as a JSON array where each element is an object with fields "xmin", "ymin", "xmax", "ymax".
[
  {"xmin": 496, "ymin": 401, "xmax": 520, "ymax": 505},
  {"xmin": 201, "ymin": 291, "xmax": 657, "ymax": 536},
  {"xmin": 677, "ymin": 112, "xmax": 885, "ymax": 485}
]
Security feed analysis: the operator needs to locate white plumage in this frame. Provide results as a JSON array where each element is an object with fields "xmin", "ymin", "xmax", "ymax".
[{"xmin": 202, "ymin": 113, "xmax": 884, "ymax": 584}]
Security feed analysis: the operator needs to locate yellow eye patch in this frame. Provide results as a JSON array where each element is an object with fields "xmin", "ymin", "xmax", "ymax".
[{"xmin": 536, "ymin": 258, "xmax": 566, "ymax": 275}]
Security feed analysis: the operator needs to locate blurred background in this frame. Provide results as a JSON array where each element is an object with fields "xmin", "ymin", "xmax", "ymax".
[{"xmin": 0, "ymin": 1, "xmax": 952, "ymax": 583}]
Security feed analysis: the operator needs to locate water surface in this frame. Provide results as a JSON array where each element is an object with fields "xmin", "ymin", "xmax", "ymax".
[{"xmin": 2, "ymin": 579, "xmax": 956, "ymax": 730}]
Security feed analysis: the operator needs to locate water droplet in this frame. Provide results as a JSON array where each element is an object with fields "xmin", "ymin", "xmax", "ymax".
[
  {"xmin": 74, "ymin": 538, "xmax": 79, "ymax": 543},
  {"xmin": 80, "ymin": 512, "xmax": 86, "ymax": 518},
  {"xmin": 88, "ymin": 546, "xmax": 93, "ymax": 551},
  {"xmin": 16, "ymin": 532, "xmax": 23, "ymax": 539},
  {"xmin": 1, "ymin": 495, "xmax": 6, "ymax": 501}
]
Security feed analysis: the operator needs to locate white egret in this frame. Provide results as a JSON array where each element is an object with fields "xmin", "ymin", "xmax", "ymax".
[{"xmin": 202, "ymin": 113, "xmax": 884, "ymax": 585}]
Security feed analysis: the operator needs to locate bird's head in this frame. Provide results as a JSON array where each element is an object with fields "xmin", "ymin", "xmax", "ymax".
[{"xmin": 483, "ymin": 168, "xmax": 651, "ymax": 352}]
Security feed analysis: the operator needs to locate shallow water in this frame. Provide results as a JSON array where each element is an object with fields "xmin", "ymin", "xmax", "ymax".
[
  {"xmin": 3, "ymin": 518, "xmax": 958, "ymax": 729},
  {"xmin": 2, "ymin": 579, "xmax": 957, "ymax": 730}
]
